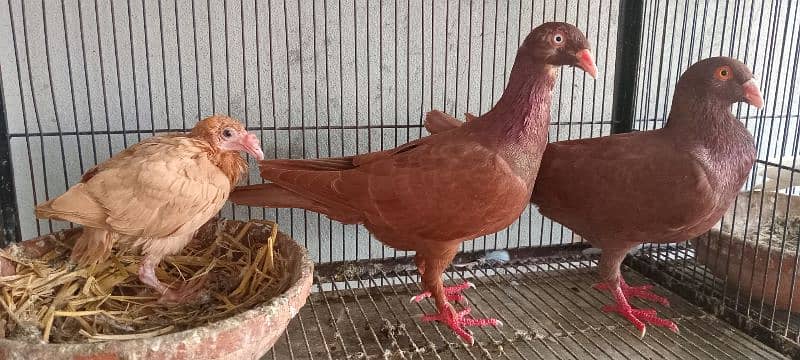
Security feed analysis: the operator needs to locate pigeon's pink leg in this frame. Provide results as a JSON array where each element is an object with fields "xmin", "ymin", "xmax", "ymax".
[
  {"xmin": 410, "ymin": 281, "xmax": 475, "ymax": 304},
  {"xmin": 594, "ymin": 277, "xmax": 670, "ymax": 306},
  {"xmin": 599, "ymin": 283, "xmax": 679, "ymax": 337},
  {"xmin": 420, "ymin": 303, "xmax": 502, "ymax": 345},
  {"xmin": 594, "ymin": 249, "xmax": 677, "ymax": 336},
  {"xmin": 414, "ymin": 250, "xmax": 500, "ymax": 345},
  {"xmin": 138, "ymin": 255, "xmax": 206, "ymax": 303}
]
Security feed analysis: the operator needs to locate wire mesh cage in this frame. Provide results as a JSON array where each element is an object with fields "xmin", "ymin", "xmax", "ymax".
[{"xmin": 0, "ymin": 0, "xmax": 798, "ymax": 358}]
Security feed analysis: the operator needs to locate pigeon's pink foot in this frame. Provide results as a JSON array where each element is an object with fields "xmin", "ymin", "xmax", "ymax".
[
  {"xmin": 410, "ymin": 281, "xmax": 475, "ymax": 304},
  {"xmin": 420, "ymin": 303, "xmax": 502, "ymax": 345},
  {"xmin": 157, "ymin": 276, "xmax": 208, "ymax": 304},
  {"xmin": 600, "ymin": 285, "xmax": 679, "ymax": 337},
  {"xmin": 594, "ymin": 279, "xmax": 670, "ymax": 307}
]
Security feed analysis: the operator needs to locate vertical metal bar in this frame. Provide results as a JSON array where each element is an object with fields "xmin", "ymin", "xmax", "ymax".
[
  {"xmin": 338, "ymin": 0, "xmax": 345, "ymax": 262},
  {"xmin": 610, "ymin": 0, "xmax": 645, "ymax": 134},
  {"xmin": 41, "ymin": 0, "xmax": 72, "ymax": 211},
  {"xmin": 253, "ymin": 0, "xmax": 266, "ymax": 225},
  {"xmin": 379, "ymin": 0, "xmax": 386, "ymax": 259},
  {"xmin": 191, "ymin": 0, "xmax": 201, "ymax": 120},
  {"xmin": 0, "ymin": 72, "xmax": 20, "ymax": 246},
  {"xmin": 20, "ymin": 0, "xmax": 53, "ymax": 235},
  {"xmin": 157, "ymin": 0, "xmax": 171, "ymax": 130},
  {"xmin": 634, "ymin": 0, "xmax": 653, "ymax": 131},
  {"xmin": 126, "ymin": 0, "xmax": 143, "ymax": 144},
  {"xmin": 60, "ymin": 0, "xmax": 87, "ymax": 174},
  {"xmin": 322, "ymin": 0, "xmax": 332, "ymax": 263},
  {"xmin": 240, "ymin": 0, "xmax": 252, "ymax": 225},
  {"xmin": 109, "ymin": 1, "xmax": 130, "ymax": 149},
  {"xmin": 351, "ymin": 0, "xmax": 359, "ymax": 261},
  {"xmin": 296, "ymin": 0, "xmax": 308, "ymax": 256},
  {"xmin": 206, "ymin": 0, "xmax": 215, "ymax": 114},
  {"xmin": 490, "ymin": 0, "xmax": 499, "ymax": 251}
]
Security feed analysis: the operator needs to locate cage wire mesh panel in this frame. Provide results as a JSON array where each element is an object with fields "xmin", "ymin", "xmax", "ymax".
[
  {"xmin": 0, "ymin": 0, "xmax": 617, "ymax": 261},
  {"xmin": 265, "ymin": 258, "xmax": 783, "ymax": 359},
  {"xmin": 629, "ymin": 0, "xmax": 800, "ymax": 353}
]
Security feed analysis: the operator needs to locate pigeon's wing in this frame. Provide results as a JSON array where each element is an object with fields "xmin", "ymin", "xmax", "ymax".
[
  {"xmin": 37, "ymin": 137, "xmax": 231, "ymax": 239},
  {"xmin": 533, "ymin": 131, "xmax": 718, "ymax": 245},
  {"xmin": 258, "ymin": 129, "xmax": 529, "ymax": 243}
]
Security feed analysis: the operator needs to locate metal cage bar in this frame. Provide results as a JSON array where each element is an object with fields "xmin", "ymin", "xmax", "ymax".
[
  {"xmin": 610, "ymin": 0, "xmax": 644, "ymax": 135},
  {"xmin": 0, "ymin": 71, "xmax": 20, "ymax": 247}
]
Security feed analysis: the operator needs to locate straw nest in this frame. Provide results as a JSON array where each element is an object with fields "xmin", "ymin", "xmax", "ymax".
[{"xmin": 0, "ymin": 218, "xmax": 291, "ymax": 344}]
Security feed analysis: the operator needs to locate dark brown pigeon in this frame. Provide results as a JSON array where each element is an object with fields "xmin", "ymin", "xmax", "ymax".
[
  {"xmin": 424, "ymin": 56, "xmax": 764, "ymax": 337},
  {"xmin": 230, "ymin": 22, "xmax": 597, "ymax": 344}
]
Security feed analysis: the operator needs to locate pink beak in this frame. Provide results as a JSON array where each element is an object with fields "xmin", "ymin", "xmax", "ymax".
[
  {"xmin": 575, "ymin": 49, "xmax": 598, "ymax": 79},
  {"xmin": 742, "ymin": 79, "xmax": 764, "ymax": 109},
  {"xmin": 240, "ymin": 132, "xmax": 265, "ymax": 161}
]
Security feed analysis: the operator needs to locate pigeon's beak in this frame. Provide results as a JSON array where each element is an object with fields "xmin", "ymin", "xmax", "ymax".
[
  {"xmin": 239, "ymin": 132, "xmax": 265, "ymax": 161},
  {"xmin": 574, "ymin": 49, "xmax": 597, "ymax": 79},
  {"xmin": 742, "ymin": 78, "xmax": 764, "ymax": 109}
]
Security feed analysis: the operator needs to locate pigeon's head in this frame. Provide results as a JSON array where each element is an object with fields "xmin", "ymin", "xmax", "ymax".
[
  {"xmin": 519, "ymin": 22, "xmax": 597, "ymax": 78},
  {"xmin": 192, "ymin": 115, "xmax": 265, "ymax": 160},
  {"xmin": 679, "ymin": 57, "xmax": 763, "ymax": 109}
]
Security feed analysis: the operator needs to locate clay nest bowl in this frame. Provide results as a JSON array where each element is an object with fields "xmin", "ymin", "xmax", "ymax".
[
  {"xmin": 0, "ymin": 218, "xmax": 313, "ymax": 360},
  {"xmin": 691, "ymin": 191, "xmax": 800, "ymax": 313}
]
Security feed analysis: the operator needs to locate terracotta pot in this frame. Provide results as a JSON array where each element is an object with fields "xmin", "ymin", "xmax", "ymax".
[
  {"xmin": 692, "ymin": 191, "xmax": 800, "ymax": 313},
  {"xmin": 0, "ymin": 220, "xmax": 313, "ymax": 360}
]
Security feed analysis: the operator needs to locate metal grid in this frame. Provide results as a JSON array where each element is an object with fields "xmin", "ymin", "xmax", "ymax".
[
  {"xmin": 264, "ymin": 254, "xmax": 785, "ymax": 359},
  {"xmin": 0, "ymin": 0, "xmax": 619, "ymax": 258},
  {"xmin": 631, "ymin": 245, "xmax": 800, "ymax": 357}
]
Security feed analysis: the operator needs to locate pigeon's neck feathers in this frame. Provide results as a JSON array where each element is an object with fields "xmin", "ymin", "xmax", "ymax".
[
  {"xmin": 665, "ymin": 85, "xmax": 750, "ymax": 150},
  {"xmin": 665, "ymin": 85, "xmax": 756, "ymax": 190},
  {"xmin": 472, "ymin": 59, "xmax": 556, "ymax": 144},
  {"xmin": 463, "ymin": 59, "xmax": 556, "ymax": 182}
]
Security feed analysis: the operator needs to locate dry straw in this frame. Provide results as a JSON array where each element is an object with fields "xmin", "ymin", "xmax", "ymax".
[{"xmin": 0, "ymin": 219, "xmax": 289, "ymax": 344}]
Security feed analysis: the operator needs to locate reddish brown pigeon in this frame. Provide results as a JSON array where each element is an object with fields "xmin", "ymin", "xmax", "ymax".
[
  {"xmin": 230, "ymin": 22, "xmax": 597, "ymax": 344},
  {"xmin": 424, "ymin": 56, "xmax": 764, "ymax": 337},
  {"xmin": 36, "ymin": 115, "xmax": 264, "ymax": 303}
]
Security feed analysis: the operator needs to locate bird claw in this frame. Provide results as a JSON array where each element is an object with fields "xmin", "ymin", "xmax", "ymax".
[
  {"xmin": 157, "ymin": 276, "xmax": 208, "ymax": 304},
  {"xmin": 601, "ymin": 304, "xmax": 679, "ymax": 336},
  {"xmin": 420, "ymin": 303, "xmax": 501, "ymax": 345},
  {"xmin": 620, "ymin": 283, "xmax": 670, "ymax": 307},
  {"xmin": 598, "ymin": 282, "xmax": 679, "ymax": 337},
  {"xmin": 410, "ymin": 281, "xmax": 475, "ymax": 304},
  {"xmin": 595, "ymin": 281, "xmax": 670, "ymax": 307}
]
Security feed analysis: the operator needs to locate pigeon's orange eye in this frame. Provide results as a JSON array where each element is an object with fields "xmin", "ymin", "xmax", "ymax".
[{"xmin": 715, "ymin": 66, "xmax": 733, "ymax": 81}]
